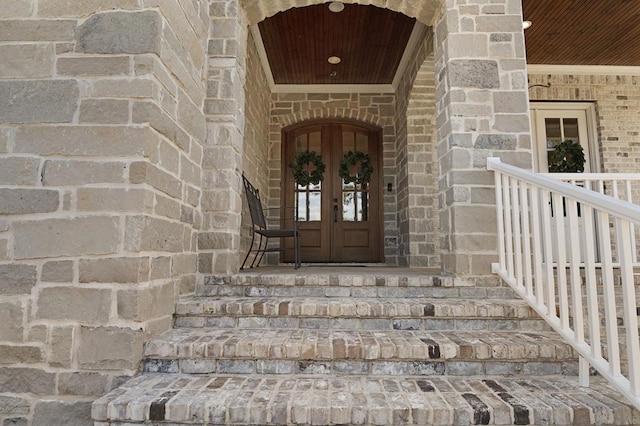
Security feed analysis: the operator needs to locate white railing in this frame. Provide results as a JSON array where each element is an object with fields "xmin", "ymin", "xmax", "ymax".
[
  {"xmin": 487, "ymin": 157, "xmax": 640, "ymax": 411},
  {"xmin": 549, "ymin": 173, "xmax": 640, "ymax": 266}
]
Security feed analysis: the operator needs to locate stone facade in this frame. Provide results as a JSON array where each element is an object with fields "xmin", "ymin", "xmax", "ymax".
[
  {"xmin": 0, "ymin": 0, "xmax": 562, "ymax": 423},
  {"xmin": 0, "ymin": 1, "xmax": 208, "ymax": 423},
  {"xmin": 529, "ymin": 73, "xmax": 640, "ymax": 173}
]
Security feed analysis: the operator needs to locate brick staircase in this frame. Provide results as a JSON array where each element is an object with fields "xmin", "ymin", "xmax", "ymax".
[{"xmin": 92, "ymin": 268, "xmax": 640, "ymax": 425}]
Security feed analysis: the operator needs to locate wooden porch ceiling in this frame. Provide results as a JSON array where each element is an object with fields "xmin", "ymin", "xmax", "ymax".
[
  {"xmin": 256, "ymin": 1, "xmax": 640, "ymax": 88},
  {"xmin": 257, "ymin": 3, "xmax": 416, "ymax": 85},
  {"xmin": 523, "ymin": 0, "xmax": 640, "ymax": 66}
]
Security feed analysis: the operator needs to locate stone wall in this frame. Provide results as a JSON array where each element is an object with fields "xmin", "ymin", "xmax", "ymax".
[
  {"xmin": 199, "ymin": 0, "xmax": 248, "ymax": 275},
  {"xmin": 240, "ymin": 31, "xmax": 272, "ymax": 263},
  {"xmin": 395, "ymin": 30, "xmax": 440, "ymax": 268},
  {"xmin": 0, "ymin": 1, "xmax": 208, "ymax": 423},
  {"xmin": 528, "ymin": 73, "xmax": 640, "ymax": 173}
]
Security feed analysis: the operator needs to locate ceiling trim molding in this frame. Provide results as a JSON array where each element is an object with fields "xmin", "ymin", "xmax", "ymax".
[
  {"xmin": 271, "ymin": 84, "xmax": 395, "ymax": 94},
  {"xmin": 250, "ymin": 24, "xmax": 277, "ymax": 90},
  {"xmin": 527, "ymin": 64, "xmax": 640, "ymax": 76},
  {"xmin": 391, "ymin": 22, "xmax": 428, "ymax": 91}
]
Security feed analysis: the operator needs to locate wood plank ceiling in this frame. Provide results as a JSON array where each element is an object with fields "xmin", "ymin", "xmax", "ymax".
[
  {"xmin": 257, "ymin": 1, "xmax": 640, "ymax": 87},
  {"xmin": 258, "ymin": 3, "xmax": 415, "ymax": 85},
  {"xmin": 523, "ymin": 0, "xmax": 640, "ymax": 66}
]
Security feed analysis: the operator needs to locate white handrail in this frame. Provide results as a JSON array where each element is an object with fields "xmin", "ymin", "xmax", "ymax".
[{"xmin": 487, "ymin": 157, "xmax": 640, "ymax": 412}]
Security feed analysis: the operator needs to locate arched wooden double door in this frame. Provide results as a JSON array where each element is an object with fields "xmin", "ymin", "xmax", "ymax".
[{"xmin": 282, "ymin": 121, "xmax": 383, "ymax": 263}]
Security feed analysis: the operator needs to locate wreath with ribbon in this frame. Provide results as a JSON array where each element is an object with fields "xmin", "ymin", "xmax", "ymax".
[
  {"xmin": 289, "ymin": 150, "xmax": 326, "ymax": 186},
  {"xmin": 339, "ymin": 150, "xmax": 373, "ymax": 185}
]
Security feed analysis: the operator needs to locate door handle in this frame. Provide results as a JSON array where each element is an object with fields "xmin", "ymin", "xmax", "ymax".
[{"xmin": 333, "ymin": 205, "xmax": 338, "ymax": 223}]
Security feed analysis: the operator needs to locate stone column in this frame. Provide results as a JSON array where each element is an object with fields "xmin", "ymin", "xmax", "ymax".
[
  {"xmin": 434, "ymin": 0, "xmax": 532, "ymax": 276},
  {"xmin": 0, "ymin": 2, "xmax": 208, "ymax": 423},
  {"xmin": 199, "ymin": 0, "xmax": 248, "ymax": 275}
]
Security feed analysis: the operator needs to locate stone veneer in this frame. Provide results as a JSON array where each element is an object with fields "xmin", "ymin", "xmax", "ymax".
[
  {"xmin": 397, "ymin": 31, "xmax": 440, "ymax": 268},
  {"xmin": 0, "ymin": 0, "xmax": 539, "ymax": 423},
  {"xmin": 0, "ymin": 1, "xmax": 208, "ymax": 423},
  {"xmin": 529, "ymin": 73, "xmax": 640, "ymax": 173},
  {"xmin": 240, "ymin": 31, "xmax": 272, "ymax": 261},
  {"xmin": 433, "ymin": 0, "xmax": 532, "ymax": 276}
]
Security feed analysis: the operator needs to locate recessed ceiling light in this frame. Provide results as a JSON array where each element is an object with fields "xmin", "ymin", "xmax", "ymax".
[
  {"xmin": 329, "ymin": 1, "xmax": 345, "ymax": 13},
  {"xmin": 328, "ymin": 56, "xmax": 341, "ymax": 65},
  {"xmin": 523, "ymin": 21, "xmax": 532, "ymax": 30}
]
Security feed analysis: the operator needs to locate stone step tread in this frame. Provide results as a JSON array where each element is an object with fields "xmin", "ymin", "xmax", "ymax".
[
  {"xmin": 175, "ymin": 296, "xmax": 536, "ymax": 319},
  {"xmin": 144, "ymin": 329, "xmax": 576, "ymax": 362},
  {"xmin": 198, "ymin": 284, "xmax": 517, "ymax": 299},
  {"xmin": 92, "ymin": 374, "xmax": 640, "ymax": 425}
]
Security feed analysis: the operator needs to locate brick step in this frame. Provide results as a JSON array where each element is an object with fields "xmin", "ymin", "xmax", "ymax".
[
  {"xmin": 198, "ymin": 283, "xmax": 517, "ymax": 299},
  {"xmin": 92, "ymin": 374, "xmax": 640, "ymax": 425},
  {"xmin": 217, "ymin": 268, "xmax": 453, "ymax": 288},
  {"xmin": 174, "ymin": 296, "xmax": 549, "ymax": 331},
  {"xmin": 142, "ymin": 329, "xmax": 577, "ymax": 375}
]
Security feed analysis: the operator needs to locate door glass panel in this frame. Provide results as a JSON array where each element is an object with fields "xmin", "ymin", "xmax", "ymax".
[
  {"xmin": 341, "ymin": 131, "xmax": 370, "ymax": 222},
  {"xmin": 294, "ymin": 131, "xmax": 322, "ymax": 222},
  {"xmin": 343, "ymin": 192, "xmax": 355, "ymax": 221},
  {"xmin": 308, "ymin": 192, "xmax": 321, "ymax": 221}
]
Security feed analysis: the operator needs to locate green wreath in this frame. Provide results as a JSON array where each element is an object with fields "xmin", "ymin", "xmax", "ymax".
[
  {"xmin": 339, "ymin": 151, "xmax": 373, "ymax": 185},
  {"xmin": 548, "ymin": 140, "xmax": 586, "ymax": 173},
  {"xmin": 289, "ymin": 150, "xmax": 326, "ymax": 186}
]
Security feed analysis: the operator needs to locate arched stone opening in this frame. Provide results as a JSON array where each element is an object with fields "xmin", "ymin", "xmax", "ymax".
[
  {"xmin": 268, "ymin": 100, "xmax": 399, "ymax": 264},
  {"xmin": 234, "ymin": 0, "xmax": 444, "ymax": 267},
  {"xmin": 206, "ymin": 0, "xmax": 533, "ymax": 275},
  {"xmin": 239, "ymin": 0, "xmax": 441, "ymax": 26}
]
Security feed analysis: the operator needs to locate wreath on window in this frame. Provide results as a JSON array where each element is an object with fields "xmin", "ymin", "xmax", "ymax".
[
  {"xmin": 339, "ymin": 151, "xmax": 373, "ymax": 185},
  {"xmin": 289, "ymin": 150, "xmax": 326, "ymax": 186},
  {"xmin": 548, "ymin": 140, "xmax": 586, "ymax": 173}
]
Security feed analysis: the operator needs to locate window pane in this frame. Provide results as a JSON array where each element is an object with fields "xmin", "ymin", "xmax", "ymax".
[
  {"xmin": 296, "ymin": 192, "xmax": 307, "ymax": 221},
  {"xmin": 545, "ymin": 118, "xmax": 562, "ymax": 148},
  {"xmin": 308, "ymin": 192, "xmax": 321, "ymax": 221},
  {"xmin": 359, "ymin": 192, "xmax": 369, "ymax": 221},
  {"xmin": 563, "ymin": 118, "xmax": 579, "ymax": 140},
  {"xmin": 342, "ymin": 192, "xmax": 355, "ymax": 221}
]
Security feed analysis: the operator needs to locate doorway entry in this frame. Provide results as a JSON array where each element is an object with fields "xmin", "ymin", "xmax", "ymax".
[{"xmin": 282, "ymin": 121, "xmax": 383, "ymax": 263}]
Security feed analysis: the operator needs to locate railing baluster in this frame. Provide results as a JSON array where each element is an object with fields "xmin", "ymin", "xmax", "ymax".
[
  {"xmin": 616, "ymin": 218, "xmax": 640, "ymax": 395},
  {"xmin": 598, "ymin": 210, "xmax": 622, "ymax": 377},
  {"xmin": 567, "ymin": 197, "xmax": 585, "ymax": 385},
  {"xmin": 626, "ymin": 179, "xmax": 638, "ymax": 264},
  {"xmin": 494, "ymin": 171, "xmax": 506, "ymax": 273},
  {"xmin": 581, "ymin": 204, "xmax": 602, "ymax": 359},
  {"xmin": 553, "ymin": 193, "xmax": 570, "ymax": 330},
  {"xmin": 511, "ymin": 178, "xmax": 524, "ymax": 289},
  {"xmin": 503, "ymin": 175, "xmax": 515, "ymax": 281},
  {"xmin": 541, "ymin": 189, "xmax": 556, "ymax": 320},
  {"xmin": 520, "ymin": 183, "xmax": 534, "ymax": 298},
  {"xmin": 530, "ymin": 186, "xmax": 545, "ymax": 307}
]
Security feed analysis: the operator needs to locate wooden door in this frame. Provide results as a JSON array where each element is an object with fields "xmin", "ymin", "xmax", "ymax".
[{"xmin": 282, "ymin": 122, "xmax": 382, "ymax": 263}]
